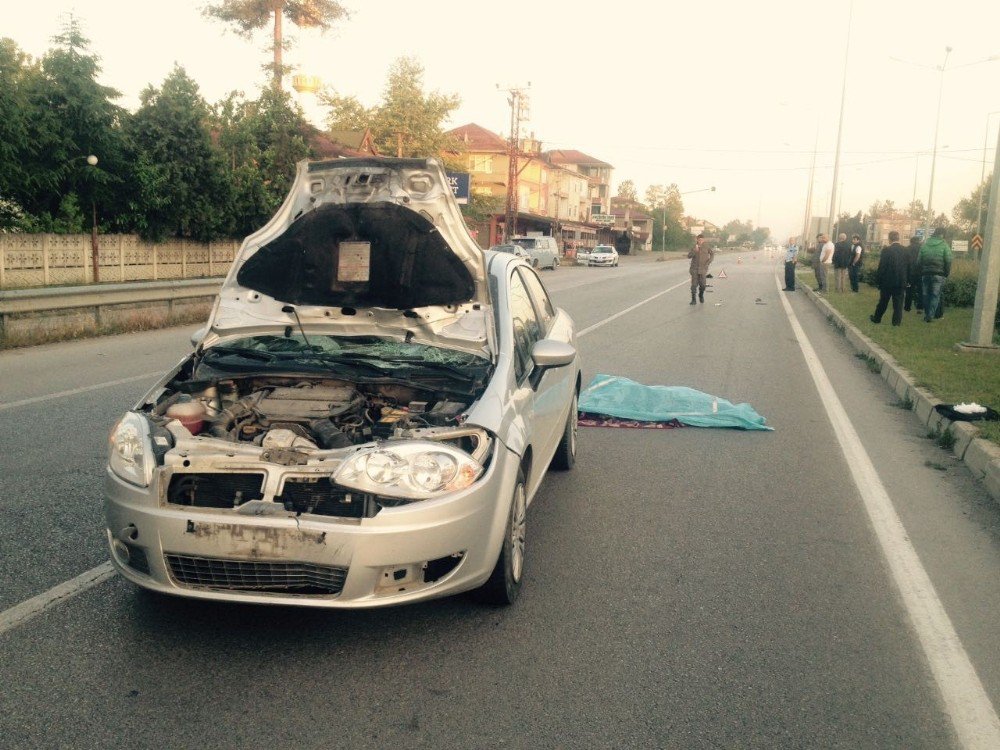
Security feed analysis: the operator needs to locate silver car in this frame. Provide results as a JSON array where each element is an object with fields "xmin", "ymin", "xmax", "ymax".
[{"xmin": 104, "ymin": 157, "xmax": 580, "ymax": 608}]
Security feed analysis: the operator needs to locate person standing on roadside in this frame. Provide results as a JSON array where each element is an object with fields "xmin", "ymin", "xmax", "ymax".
[
  {"xmin": 869, "ymin": 231, "xmax": 908, "ymax": 326},
  {"xmin": 918, "ymin": 227, "xmax": 952, "ymax": 322},
  {"xmin": 688, "ymin": 234, "xmax": 714, "ymax": 305},
  {"xmin": 832, "ymin": 232, "xmax": 851, "ymax": 292},
  {"xmin": 813, "ymin": 233, "xmax": 834, "ymax": 292},
  {"xmin": 782, "ymin": 236, "xmax": 799, "ymax": 291},
  {"xmin": 903, "ymin": 235, "xmax": 922, "ymax": 312},
  {"xmin": 848, "ymin": 234, "xmax": 864, "ymax": 292}
]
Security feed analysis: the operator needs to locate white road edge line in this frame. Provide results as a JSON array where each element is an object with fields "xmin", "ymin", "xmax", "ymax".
[
  {"xmin": 578, "ymin": 279, "xmax": 689, "ymax": 338},
  {"xmin": 0, "ymin": 280, "xmax": 689, "ymax": 636},
  {"xmin": 775, "ymin": 275, "xmax": 1000, "ymax": 749},
  {"xmin": 0, "ymin": 563, "xmax": 114, "ymax": 637},
  {"xmin": 0, "ymin": 371, "xmax": 162, "ymax": 411}
]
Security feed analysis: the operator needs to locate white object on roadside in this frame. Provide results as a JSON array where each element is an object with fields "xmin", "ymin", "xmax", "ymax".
[{"xmin": 953, "ymin": 402, "xmax": 987, "ymax": 415}]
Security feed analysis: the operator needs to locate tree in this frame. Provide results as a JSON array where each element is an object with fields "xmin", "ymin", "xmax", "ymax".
[
  {"xmin": 952, "ymin": 174, "xmax": 991, "ymax": 235},
  {"xmin": 836, "ymin": 211, "xmax": 865, "ymax": 241},
  {"xmin": 16, "ymin": 16, "xmax": 129, "ymax": 233},
  {"xmin": 616, "ymin": 179, "xmax": 637, "ymax": 203},
  {"xmin": 127, "ymin": 65, "xmax": 231, "ymax": 240},
  {"xmin": 867, "ymin": 199, "xmax": 896, "ymax": 219},
  {"xmin": 644, "ymin": 183, "xmax": 687, "ymax": 250},
  {"xmin": 0, "ymin": 39, "xmax": 34, "ymax": 209},
  {"xmin": 203, "ymin": 0, "xmax": 348, "ymax": 88},
  {"xmin": 906, "ymin": 199, "xmax": 925, "ymax": 220},
  {"xmin": 322, "ymin": 56, "xmax": 461, "ymax": 159}
]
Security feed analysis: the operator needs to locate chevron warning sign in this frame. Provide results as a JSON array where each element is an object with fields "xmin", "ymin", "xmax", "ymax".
[
  {"xmin": 972, "ymin": 234, "xmax": 983, "ymax": 252},
  {"xmin": 718, "ymin": 269, "xmax": 728, "ymax": 279}
]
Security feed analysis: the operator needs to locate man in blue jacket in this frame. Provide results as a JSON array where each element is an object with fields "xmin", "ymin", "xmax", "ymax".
[{"xmin": 918, "ymin": 227, "xmax": 952, "ymax": 323}]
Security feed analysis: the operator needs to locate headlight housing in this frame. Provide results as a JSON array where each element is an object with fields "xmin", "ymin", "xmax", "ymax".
[
  {"xmin": 334, "ymin": 441, "xmax": 484, "ymax": 500},
  {"xmin": 108, "ymin": 412, "xmax": 154, "ymax": 487}
]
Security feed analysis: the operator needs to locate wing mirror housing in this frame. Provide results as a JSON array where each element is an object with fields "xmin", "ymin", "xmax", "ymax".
[
  {"xmin": 190, "ymin": 326, "xmax": 208, "ymax": 348},
  {"xmin": 529, "ymin": 339, "xmax": 576, "ymax": 389}
]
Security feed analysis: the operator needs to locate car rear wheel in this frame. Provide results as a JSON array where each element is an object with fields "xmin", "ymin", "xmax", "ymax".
[
  {"xmin": 531, "ymin": 258, "xmax": 539, "ymax": 269},
  {"xmin": 476, "ymin": 470, "xmax": 526, "ymax": 605},
  {"xmin": 551, "ymin": 392, "xmax": 577, "ymax": 470}
]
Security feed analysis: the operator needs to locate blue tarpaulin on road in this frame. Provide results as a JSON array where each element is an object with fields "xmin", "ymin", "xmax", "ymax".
[{"xmin": 578, "ymin": 374, "xmax": 772, "ymax": 431}]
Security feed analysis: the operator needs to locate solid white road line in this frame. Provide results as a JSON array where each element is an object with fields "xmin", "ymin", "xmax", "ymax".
[
  {"xmin": 0, "ymin": 279, "xmax": 693, "ymax": 636},
  {"xmin": 578, "ymin": 279, "xmax": 690, "ymax": 338},
  {"xmin": 0, "ymin": 371, "xmax": 161, "ymax": 411},
  {"xmin": 0, "ymin": 563, "xmax": 114, "ymax": 637},
  {"xmin": 775, "ymin": 276, "xmax": 1000, "ymax": 749}
]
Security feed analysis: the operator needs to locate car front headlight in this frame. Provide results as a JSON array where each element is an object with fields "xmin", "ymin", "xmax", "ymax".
[
  {"xmin": 333, "ymin": 441, "xmax": 484, "ymax": 501},
  {"xmin": 108, "ymin": 412, "xmax": 154, "ymax": 487}
]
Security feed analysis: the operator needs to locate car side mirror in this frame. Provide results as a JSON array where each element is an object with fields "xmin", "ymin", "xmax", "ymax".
[
  {"xmin": 190, "ymin": 326, "xmax": 208, "ymax": 348},
  {"xmin": 529, "ymin": 339, "xmax": 575, "ymax": 389}
]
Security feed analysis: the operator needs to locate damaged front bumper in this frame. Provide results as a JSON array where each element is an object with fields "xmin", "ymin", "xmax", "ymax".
[{"xmin": 103, "ymin": 444, "xmax": 519, "ymax": 608}]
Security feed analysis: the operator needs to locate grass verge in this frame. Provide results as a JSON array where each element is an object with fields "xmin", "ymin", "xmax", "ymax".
[{"xmin": 820, "ymin": 284, "xmax": 1000, "ymax": 447}]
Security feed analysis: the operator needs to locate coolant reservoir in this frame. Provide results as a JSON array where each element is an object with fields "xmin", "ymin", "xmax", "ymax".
[{"xmin": 166, "ymin": 401, "xmax": 207, "ymax": 435}]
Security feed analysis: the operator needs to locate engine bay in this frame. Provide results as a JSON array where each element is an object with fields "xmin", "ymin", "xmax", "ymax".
[{"xmin": 147, "ymin": 375, "xmax": 475, "ymax": 452}]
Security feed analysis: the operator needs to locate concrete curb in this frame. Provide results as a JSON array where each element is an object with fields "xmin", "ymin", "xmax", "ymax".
[{"xmin": 801, "ymin": 285, "xmax": 1000, "ymax": 506}]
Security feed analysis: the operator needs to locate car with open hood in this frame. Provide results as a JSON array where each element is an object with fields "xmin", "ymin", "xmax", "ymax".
[{"xmin": 104, "ymin": 157, "xmax": 580, "ymax": 608}]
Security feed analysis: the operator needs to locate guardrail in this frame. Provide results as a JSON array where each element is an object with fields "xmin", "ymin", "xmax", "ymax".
[{"xmin": 0, "ymin": 278, "xmax": 224, "ymax": 346}]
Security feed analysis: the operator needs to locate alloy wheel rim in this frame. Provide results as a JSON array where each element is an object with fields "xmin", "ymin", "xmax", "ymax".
[{"xmin": 510, "ymin": 484, "xmax": 526, "ymax": 582}]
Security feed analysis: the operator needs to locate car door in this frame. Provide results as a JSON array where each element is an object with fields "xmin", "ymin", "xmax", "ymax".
[{"xmin": 511, "ymin": 267, "xmax": 572, "ymax": 484}]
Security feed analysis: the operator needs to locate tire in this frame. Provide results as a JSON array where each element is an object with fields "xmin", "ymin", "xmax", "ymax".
[
  {"xmin": 532, "ymin": 258, "xmax": 539, "ymax": 269},
  {"xmin": 476, "ymin": 470, "xmax": 527, "ymax": 605},
  {"xmin": 551, "ymin": 392, "xmax": 577, "ymax": 470}
]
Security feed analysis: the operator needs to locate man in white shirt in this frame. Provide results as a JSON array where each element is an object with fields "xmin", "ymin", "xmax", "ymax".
[{"xmin": 813, "ymin": 233, "xmax": 835, "ymax": 293}]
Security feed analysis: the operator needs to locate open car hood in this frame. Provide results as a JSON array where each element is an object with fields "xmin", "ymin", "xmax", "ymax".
[{"xmin": 204, "ymin": 158, "xmax": 492, "ymax": 357}]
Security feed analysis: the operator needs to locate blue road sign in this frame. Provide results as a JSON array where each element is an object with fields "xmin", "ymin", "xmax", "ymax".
[{"xmin": 446, "ymin": 172, "xmax": 470, "ymax": 205}]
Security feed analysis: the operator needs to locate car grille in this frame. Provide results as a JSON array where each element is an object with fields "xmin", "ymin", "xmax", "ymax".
[
  {"xmin": 167, "ymin": 473, "xmax": 265, "ymax": 509},
  {"xmin": 277, "ymin": 478, "xmax": 371, "ymax": 518},
  {"xmin": 165, "ymin": 554, "xmax": 347, "ymax": 595}
]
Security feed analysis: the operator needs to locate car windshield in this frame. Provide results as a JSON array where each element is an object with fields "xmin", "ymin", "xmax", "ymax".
[
  {"xmin": 511, "ymin": 238, "xmax": 537, "ymax": 249},
  {"xmin": 492, "ymin": 245, "xmax": 520, "ymax": 254},
  {"xmin": 594, "ymin": 248, "xmax": 612, "ymax": 254}
]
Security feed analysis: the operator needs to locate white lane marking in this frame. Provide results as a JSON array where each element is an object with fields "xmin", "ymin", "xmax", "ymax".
[
  {"xmin": 775, "ymin": 276, "xmax": 1000, "ymax": 749},
  {"xmin": 0, "ymin": 371, "xmax": 161, "ymax": 411},
  {"xmin": 578, "ymin": 279, "xmax": 690, "ymax": 338},
  {"xmin": 0, "ymin": 563, "xmax": 114, "ymax": 637}
]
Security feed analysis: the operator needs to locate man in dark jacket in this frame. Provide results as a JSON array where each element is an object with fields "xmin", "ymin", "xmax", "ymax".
[
  {"xmin": 869, "ymin": 231, "xmax": 908, "ymax": 326},
  {"xmin": 832, "ymin": 232, "xmax": 852, "ymax": 292},
  {"xmin": 918, "ymin": 227, "xmax": 952, "ymax": 323},
  {"xmin": 903, "ymin": 236, "xmax": 922, "ymax": 312}
]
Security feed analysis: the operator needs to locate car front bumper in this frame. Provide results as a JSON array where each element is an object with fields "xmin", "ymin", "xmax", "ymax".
[
  {"xmin": 103, "ymin": 446, "xmax": 519, "ymax": 608},
  {"xmin": 588, "ymin": 258, "xmax": 615, "ymax": 266}
]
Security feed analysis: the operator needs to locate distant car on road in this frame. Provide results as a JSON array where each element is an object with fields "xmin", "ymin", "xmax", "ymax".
[
  {"xmin": 489, "ymin": 243, "xmax": 531, "ymax": 261},
  {"xmin": 586, "ymin": 245, "xmax": 619, "ymax": 267},
  {"xmin": 510, "ymin": 235, "xmax": 559, "ymax": 270}
]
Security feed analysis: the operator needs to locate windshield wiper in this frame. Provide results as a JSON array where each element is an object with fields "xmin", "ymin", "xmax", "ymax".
[
  {"xmin": 202, "ymin": 346, "xmax": 276, "ymax": 362},
  {"xmin": 378, "ymin": 357, "xmax": 482, "ymax": 383}
]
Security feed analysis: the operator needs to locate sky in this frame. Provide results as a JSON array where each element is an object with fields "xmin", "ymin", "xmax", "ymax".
[{"xmin": 8, "ymin": 0, "xmax": 1000, "ymax": 240}]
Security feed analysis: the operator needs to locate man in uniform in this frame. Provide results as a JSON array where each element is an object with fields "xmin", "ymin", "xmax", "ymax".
[{"xmin": 688, "ymin": 234, "xmax": 714, "ymax": 305}]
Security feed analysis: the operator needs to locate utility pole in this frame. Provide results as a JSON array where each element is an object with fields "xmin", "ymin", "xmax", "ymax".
[
  {"xmin": 498, "ymin": 83, "xmax": 530, "ymax": 242},
  {"xmin": 828, "ymin": 0, "xmax": 853, "ymax": 240},
  {"xmin": 964, "ymin": 127, "xmax": 1000, "ymax": 350},
  {"xmin": 801, "ymin": 125, "xmax": 819, "ymax": 248}
]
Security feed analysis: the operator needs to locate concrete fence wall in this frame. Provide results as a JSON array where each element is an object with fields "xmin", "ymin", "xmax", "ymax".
[{"xmin": 0, "ymin": 234, "xmax": 239, "ymax": 289}]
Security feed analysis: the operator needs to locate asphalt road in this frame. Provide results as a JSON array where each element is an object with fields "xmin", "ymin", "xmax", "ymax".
[{"xmin": 2, "ymin": 252, "xmax": 999, "ymax": 749}]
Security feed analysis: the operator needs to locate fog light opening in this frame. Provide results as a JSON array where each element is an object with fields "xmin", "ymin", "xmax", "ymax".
[{"xmin": 423, "ymin": 551, "xmax": 465, "ymax": 583}]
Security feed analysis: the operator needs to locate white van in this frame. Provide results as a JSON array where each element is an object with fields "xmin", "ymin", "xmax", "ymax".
[{"xmin": 510, "ymin": 235, "xmax": 560, "ymax": 270}]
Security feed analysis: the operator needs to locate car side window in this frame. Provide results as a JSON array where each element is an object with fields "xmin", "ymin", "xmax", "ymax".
[
  {"xmin": 508, "ymin": 271, "xmax": 542, "ymax": 382},
  {"xmin": 517, "ymin": 267, "xmax": 555, "ymax": 333}
]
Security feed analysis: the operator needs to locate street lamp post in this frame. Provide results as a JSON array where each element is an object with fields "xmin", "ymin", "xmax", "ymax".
[
  {"xmin": 924, "ymin": 46, "xmax": 952, "ymax": 238},
  {"xmin": 71, "ymin": 154, "xmax": 100, "ymax": 282}
]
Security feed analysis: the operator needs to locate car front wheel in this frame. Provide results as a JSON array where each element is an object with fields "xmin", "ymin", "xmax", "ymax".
[
  {"xmin": 476, "ymin": 470, "xmax": 526, "ymax": 605},
  {"xmin": 551, "ymin": 393, "xmax": 577, "ymax": 470}
]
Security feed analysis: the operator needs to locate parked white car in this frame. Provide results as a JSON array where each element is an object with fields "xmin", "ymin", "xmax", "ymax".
[
  {"xmin": 510, "ymin": 235, "xmax": 559, "ymax": 270},
  {"xmin": 586, "ymin": 245, "xmax": 619, "ymax": 267},
  {"xmin": 105, "ymin": 157, "xmax": 581, "ymax": 609}
]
